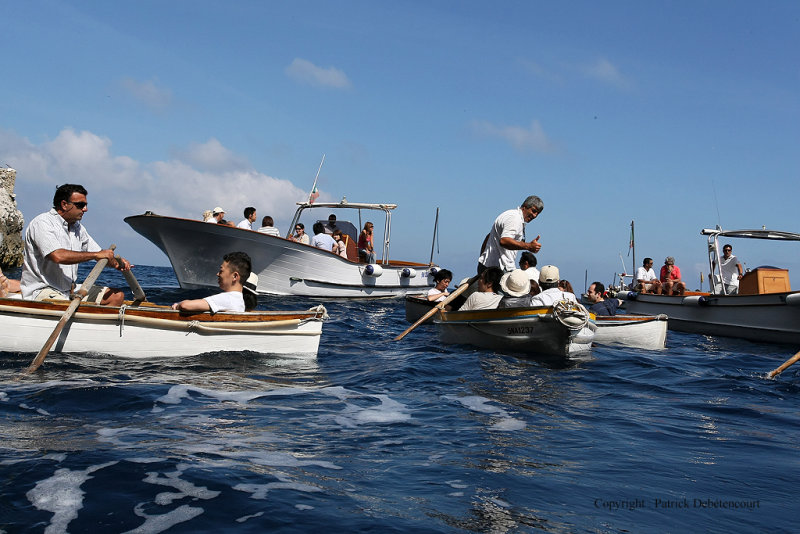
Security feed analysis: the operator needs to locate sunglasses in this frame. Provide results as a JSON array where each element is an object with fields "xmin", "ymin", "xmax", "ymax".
[{"xmin": 68, "ymin": 201, "xmax": 88, "ymax": 209}]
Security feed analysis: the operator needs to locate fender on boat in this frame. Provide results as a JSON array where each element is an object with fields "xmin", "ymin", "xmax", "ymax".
[
  {"xmin": 785, "ymin": 293, "xmax": 800, "ymax": 306},
  {"xmin": 617, "ymin": 291, "xmax": 637, "ymax": 300},
  {"xmin": 363, "ymin": 264, "xmax": 384, "ymax": 277},
  {"xmin": 682, "ymin": 295, "xmax": 708, "ymax": 306},
  {"xmin": 401, "ymin": 268, "xmax": 417, "ymax": 278}
]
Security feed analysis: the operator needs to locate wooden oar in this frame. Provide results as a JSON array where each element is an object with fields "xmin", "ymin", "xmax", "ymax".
[
  {"xmin": 394, "ymin": 274, "xmax": 478, "ymax": 341},
  {"xmin": 115, "ymin": 254, "xmax": 145, "ymax": 305},
  {"xmin": 23, "ymin": 246, "xmax": 114, "ymax": 374},
  {"xmin": 767, "ymin": 349, "xmax": 800, "ymax": 379}
]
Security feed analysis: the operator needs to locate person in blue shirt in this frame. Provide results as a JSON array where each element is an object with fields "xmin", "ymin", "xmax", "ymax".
[{"xmin": 585, "ymin": 281, "xmax": 620, "ymax": 316}]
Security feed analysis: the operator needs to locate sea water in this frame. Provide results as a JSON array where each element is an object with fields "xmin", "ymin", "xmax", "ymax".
[{"xmin": 1, "ymin": 265, "xmax": 798, "ymax": 533}]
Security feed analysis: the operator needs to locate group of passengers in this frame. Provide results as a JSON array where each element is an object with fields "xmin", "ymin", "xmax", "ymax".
[
  {"xmin": 423, "ymin": 194, "xmax": 624, "ymax": 317},
  {"xmin": 203, "ymin": 208, "xmax": 377, "ymax": 264}
]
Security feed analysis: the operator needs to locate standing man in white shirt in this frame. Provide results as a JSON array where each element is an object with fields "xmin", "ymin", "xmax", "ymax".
[
  {"xmin": 477, "ymin": 195, "xmax": 543, "ymax": 274},
  {"xmin": 714, "ymin": 244, "xmax": 744, "ymax": 295},
  {"xmin": 237, "ymin": 207, "xmax": 257, "ymax": 230},
  {"xmin": 20, "ymin": 183, "xmax": 131, "ymax": 305}
]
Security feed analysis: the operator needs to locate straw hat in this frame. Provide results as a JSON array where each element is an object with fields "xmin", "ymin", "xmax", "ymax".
[{"xmin": 500, "ymin": 269, "xmax": 531, "ymax": 297}]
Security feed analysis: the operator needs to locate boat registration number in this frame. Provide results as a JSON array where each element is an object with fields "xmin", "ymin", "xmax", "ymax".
[{"xmin": 507, "ymin": 326, "xmax": 535, "ymax": 335}]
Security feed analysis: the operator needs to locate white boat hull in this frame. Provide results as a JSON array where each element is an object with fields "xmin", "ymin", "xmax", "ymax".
[
  {"xmin": 592, "ymin": 314, "xmax": 668, "ymax": 350},
  {"xmin": 126, "ymin": 214, "xmax": 436, "ymax": 298},
  {"xmin": 619, "ymin": 290, "xmax": 800, "ymax": 344},
  {"xmin": 434, "ymin": 306, "xmax": 593, "ymax": 357},
  {"xmin": 0, "ymin": 299, "xmax": 325, "ymax": 358}
]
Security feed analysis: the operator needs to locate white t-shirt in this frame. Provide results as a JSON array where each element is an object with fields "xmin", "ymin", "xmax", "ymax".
[
  {"xmin": 529, "ymin": 288, "xmax": 577, "ymax": 307},
  {"xmin": 524, "ymin": 267, "xmax": 540, "ymax": 282},
  {"xmin": 478, "ymin": 207, "xmax": 526, "ymax": 272},
  {"xmin": 21, "ymin": 209, "xmax": 102, "ymax": 299},
  {"xmin": 311, "ymin": 233, "xmax": 336, "ymax": 251},
  {"xmin": 258, "ymin": 226, "xmax": 281, "ymax": 236},
  {"xmin": 237, "ymin": 219, "xmax": 252, "ymax": 230},
  {"xmin": 719, "ymin": 255, "xmax": 741, "ymax": 285},
  {"xmin": 635, "ymin": 266, "xmax": 658, "ymax": 283},
  {"xmin": 203, "ymin": 291, "xmax": 245, "ymax": 313},
  {"xmin": 460, "ymin": 292, "xmax": 502, "ymax": 311},
  {"xmin": 427, "ymin": 288, "xmax": 447, "ymax": 302}
]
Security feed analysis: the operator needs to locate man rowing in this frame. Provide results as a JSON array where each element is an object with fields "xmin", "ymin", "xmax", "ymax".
[
  {"xmin": 477, "ymin": 195, "xmax": 544, "ymax": 274},
  {"xmin": 20, "ymin": 183, "xmax": 131, "ymax": 305}
]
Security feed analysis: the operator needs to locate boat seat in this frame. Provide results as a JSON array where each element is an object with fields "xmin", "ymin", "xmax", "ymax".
[{"xmin": 343, "ymin": 234, "xmax": 358, "ymax": 262}]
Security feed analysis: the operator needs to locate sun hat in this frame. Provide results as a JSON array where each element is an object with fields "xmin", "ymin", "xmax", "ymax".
[
  {"xmin": 539, "ymin": 265, "xmax": 560, "ymax": 283},
  {"xmin": 500, "ymin": 269, "xmax": 531, "ymax": 297},
  {"xmin": 664, "ymin": 256, "xmax": 675, "ymax": 265},
  {"xmin": 212, "ymin": 206, "xmax": 225, "ymax": 215},
  {"xmin": 243, "ymin": 272, "xmax": 259, "ymax": 294}
]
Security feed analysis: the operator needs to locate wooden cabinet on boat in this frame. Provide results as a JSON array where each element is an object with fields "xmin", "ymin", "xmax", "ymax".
[{"xmin": 738, "ymin": 268, "xmax": 791, "ymax": 295}]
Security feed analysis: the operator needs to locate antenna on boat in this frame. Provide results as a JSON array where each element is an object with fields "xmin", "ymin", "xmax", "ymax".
[
  {"xmin": 711, "ymin": 179, "xmax": 722, "ymax": 228},
  {"xmin": 307, "ymin": 154, "xmax": 325, "ymax": 204},
  {"xmin": 428, "ymin": 207, "xmax": 439, "ymax": 266}
]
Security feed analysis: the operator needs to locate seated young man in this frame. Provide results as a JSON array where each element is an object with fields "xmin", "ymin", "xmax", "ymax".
[{"xmin": 172, "ymin": 251, "xmax": 251, "ymax": 313}]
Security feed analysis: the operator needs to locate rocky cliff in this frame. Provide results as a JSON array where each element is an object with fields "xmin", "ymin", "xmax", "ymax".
[{"xmin": 0, "ymin": 168, "xmax": 25, "ymax": 269}]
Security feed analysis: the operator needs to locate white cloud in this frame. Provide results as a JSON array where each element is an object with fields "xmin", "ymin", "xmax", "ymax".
[
  {"xmin": 119, "ymin": 77, "xmax": 173, "ymax": 111},
  {"xmin": 0, "ymin": 127, "xmax": 314, "ymax": 226},
  {"xmin": 471, "ymin": 119, "xmax": 556, "ymax": 153},
  {"xmin": 171, "ymin": 138, "xmax": 250, "ymax": 173},
  {"xmin": 285, "ymin": 58, "xmax": 352, "ymax": 89},
  {"xmin": 581, "ymin": 58, "xmax": 630, "ymax": 89}
]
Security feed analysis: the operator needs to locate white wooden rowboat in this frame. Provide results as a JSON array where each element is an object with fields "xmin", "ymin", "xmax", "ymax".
[
  {"xmin": 591, "ymin": 314, "xmax": 667, "ymax": 350},
  {"xmin": 0, "ymin": 297, "xmax": 327, "ymax": 358},
  {"xmin": 405, "ymin": 295, "xmax": 666, "ymax": 350},
  {"xmin": 433, "ymin": 302, "xmax": 594, "ymax": 358},
  {"xmin": 125, "ymin": 200, "xmax": 439, "ymax": 298}
]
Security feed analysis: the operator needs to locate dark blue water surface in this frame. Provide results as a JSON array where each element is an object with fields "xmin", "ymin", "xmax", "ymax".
[{"xmin": 2, "ymin": 266, "xmax": 798, "ymax": 533}]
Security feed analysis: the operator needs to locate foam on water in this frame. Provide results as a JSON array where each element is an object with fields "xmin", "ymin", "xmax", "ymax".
[
  {"xmin": 125, "ymin": 503, "xmax": 204, "ymax": 534},
  {"xmin": 445, "ymin": 394, "xmax": 527, "ymax": 431},
  {"xmin": 26, "ymin": 461, "xmax": 117, "ymax": 533}
]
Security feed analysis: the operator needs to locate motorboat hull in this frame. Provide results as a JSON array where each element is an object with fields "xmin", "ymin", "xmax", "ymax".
[
  {"xmin": 619, "ymin": 290, "xmax": 800, "ymax": 344},
  {"xmin": 592, "ymin": 314, "xmax": 668, "ymax": 350},
  {"xmin": 125, "ymin": 214, "xmax": 437, "ymax": 298}
]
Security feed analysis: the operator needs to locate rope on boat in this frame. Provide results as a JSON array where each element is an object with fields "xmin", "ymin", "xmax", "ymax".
[
  {"xmin": 186, "ymin": 319, "xmax": 321, "ymax": 335},
  {"xmin": 307, "ymin": 304, "xmax": 329, "ymax": 320},
  {"xmin": 552, "ymin": 300, "xmax": 590, "ymax": 330},
  {"xmin": 118, "ymin": 304, "xmax": 127, "ymax": 337}
]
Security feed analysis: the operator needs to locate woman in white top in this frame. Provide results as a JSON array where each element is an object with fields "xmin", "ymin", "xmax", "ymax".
[
  {"xmin": 426, "ymin": 269, "xmax": 453, "ymax": 302},
  {"xmin": 459, "ymin": 267, "xmax": 503, "ymax": 311},
  {"xmin": 290, "ymin": 222, "xmax": 310, "ymax": 245}
]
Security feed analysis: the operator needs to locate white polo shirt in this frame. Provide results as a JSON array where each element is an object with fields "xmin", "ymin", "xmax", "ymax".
[
  {"xmin": 478, "ymin": 207, "xmax": 526, "ymax": 272},
  {"xmin": 20, "ymin": 209, "xmax": 102, "ymax": 299}
]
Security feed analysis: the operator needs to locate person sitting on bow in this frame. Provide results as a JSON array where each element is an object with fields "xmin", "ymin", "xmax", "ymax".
[{"xmin": 660, "ymin": 256, "xmax": 686, "ymax": 296}]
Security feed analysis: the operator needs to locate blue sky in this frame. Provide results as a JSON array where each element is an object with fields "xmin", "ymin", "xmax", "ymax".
[{"xmin": 2, "ymin": 1, "xmax": 799, "ymax": 290}]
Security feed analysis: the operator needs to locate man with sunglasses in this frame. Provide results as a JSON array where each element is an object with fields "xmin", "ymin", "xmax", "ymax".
[{"xmin": 20, "ymin": 184, "xmax": 130, "ymax": 305}]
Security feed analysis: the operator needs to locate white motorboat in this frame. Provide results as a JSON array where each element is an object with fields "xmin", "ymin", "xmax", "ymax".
[
  {"xmin": 619, "ymin": 227, "xmax": 800, "ymax": 344},
  {"xmin": 125, "ymin": 200, "xmax": 439, "ymax": 298},
  {"xmin": 0, "ymin": 297, "xmax": 327, "ymax": 358}
]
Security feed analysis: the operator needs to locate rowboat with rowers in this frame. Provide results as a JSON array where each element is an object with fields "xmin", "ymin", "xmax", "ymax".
[
  {"xmin": 0, "ymin": 296, "xmax": 327, "ymax": 358},
  {"xmin": 405, "ymin": 295, "xmax": 667, "ymax": 350}
]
